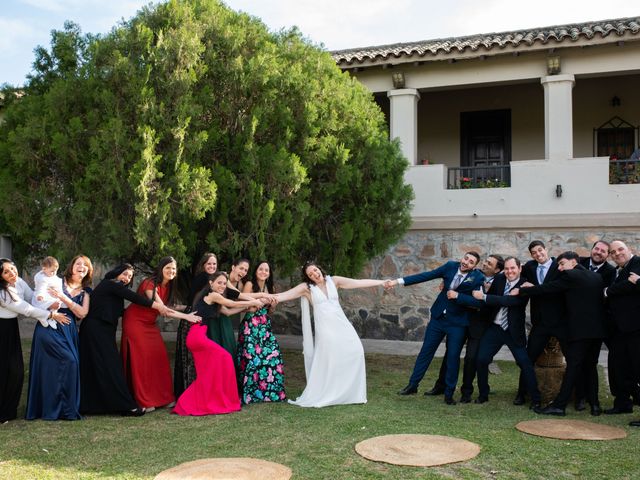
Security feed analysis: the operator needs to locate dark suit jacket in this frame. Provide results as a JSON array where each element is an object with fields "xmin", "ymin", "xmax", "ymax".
[
  {"xmin": 454, "ymin": 277, "xmax": 495, "ymax": 338},
  {"xmin": 522, "ymin": 258, "xmax": 567, "ymax": 338},
  {"xmin": 520, "ymin": 265, "xmax": 606, "ymax": 341},
  {"xmin": 579, "ymin": 257, "xmax": 616, "ymax": 288},
  {"xmin": 484, "ymin": 274, "xmax": 529, "ymax": 347},
  {"xmin": 455, "ymin": 273, "xmax": 529, "ymax": 347},
  {"xmin": 606, "ymin": 255, "xmax": 640, "ymax": 334},
  {"xmin": 403, "ymin": 261, "xmax": 485, "ymax": 327}
]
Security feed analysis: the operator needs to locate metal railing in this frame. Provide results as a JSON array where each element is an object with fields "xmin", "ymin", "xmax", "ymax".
[
  {"xmin": 447, "ymin": 165, "xmax": 511, "ymax": 189},
  {"xmin": 609, "ymin": 159, "xmax": 640, "ymax": 184}
]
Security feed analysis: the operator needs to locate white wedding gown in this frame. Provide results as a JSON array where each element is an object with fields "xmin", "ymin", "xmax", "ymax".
[{"xmin": 289, "ymin": 276, "xmax": 367, "ymax": 408}]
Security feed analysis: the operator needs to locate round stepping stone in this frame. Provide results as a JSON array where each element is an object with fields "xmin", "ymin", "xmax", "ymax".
[
  {"xmin": 516, "ymin": 419, "xmax": 627, "ymax": 440},
  {"xmin": 154, "ymin": 458, "xmax": 292, "ymax": 480},
  {"xmin": 355, "ymin": 434, "xmax": 480, "ymax": 467}
]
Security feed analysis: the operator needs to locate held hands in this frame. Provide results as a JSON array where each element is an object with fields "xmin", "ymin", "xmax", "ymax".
[
  {"xmin": 472, "ymin": 289, "xmax": 485, "ymax": 300},
  {"xmin": 263, "ymin": 295, "xmax": 278, "ymax": 306},
  {"xmin": 509, "ymin": 288, "xmax": 519, "ymax": 296},
  {"xmin": 185, "ymin": 312, "xmax": 202, "ymax": 324},
  {"xmin": 629, "ymin": 272, "xmax": 639, "ymax": 284},
  {"xmin": 446, "ymin": 290, "xmax": 458, "ymax": 300},
  {"xmin": 520, "ymin": 282, "xmax": 533, "ymax": 288},
  {"xmin": 250, "ymin": 299, "xmax": 264, "ymax": 308},
  {"xmin": 383, "ymin": 279, "xmax": 398, "ymax": 291}
]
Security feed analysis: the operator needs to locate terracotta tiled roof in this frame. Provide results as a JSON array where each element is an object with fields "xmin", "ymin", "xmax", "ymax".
[{"xmin": 333, "ymin": 17, "xmax": 640, "ymax": 66}]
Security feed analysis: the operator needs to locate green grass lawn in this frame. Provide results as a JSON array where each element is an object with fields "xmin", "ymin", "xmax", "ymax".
[{"xmin": 1, "ymin": 342, "xmax": 638, "ymax": 479}]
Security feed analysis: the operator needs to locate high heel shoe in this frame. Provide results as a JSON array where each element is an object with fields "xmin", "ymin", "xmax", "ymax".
[{"xmin": 121, "ymin": 407, "xmax": 145, "ymax": 417}]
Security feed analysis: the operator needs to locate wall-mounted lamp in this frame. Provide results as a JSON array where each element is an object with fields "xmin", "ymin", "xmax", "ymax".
[
  {"xmin": 610, "ymin": 95, "xmax": 621, "ymax": 107},
  {"xmin": 555, "ymin": 184, "xmax": 563, "ymax": 198},
  {"xmin": 546, "ymin": 56, "xmax": 561, "ymax": 75},
  {"xmin": 392, "ymin": 71, "xmax": 405, "ymax": 89}
]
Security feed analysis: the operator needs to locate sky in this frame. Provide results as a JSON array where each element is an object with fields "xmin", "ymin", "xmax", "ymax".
[{"xmin": 1, "ymin": 0, "xmax": 638, "ymax": 87}]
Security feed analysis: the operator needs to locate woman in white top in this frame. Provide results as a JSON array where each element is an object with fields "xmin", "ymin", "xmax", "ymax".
[
  {"xmin": 274, "ymin": 261, "xmax": 385, "ymax": 408},
  {"xmin": 0, "ymin": 258, "xmax": 66, "ymax": 423}
]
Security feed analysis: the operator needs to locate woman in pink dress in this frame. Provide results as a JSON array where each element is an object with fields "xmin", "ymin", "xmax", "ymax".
[
  {"xmin": 121, "ymin": 257, "xmax": 200, "ymax": 410},
  {"xmin": 173, "ymin": 271, "xmax": 263, "ymax": 416}
]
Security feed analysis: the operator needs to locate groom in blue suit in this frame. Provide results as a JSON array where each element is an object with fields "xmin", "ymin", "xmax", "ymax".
[{"xmin": 387, "ymin": 252, "xmax": 484, "ymax": 404}]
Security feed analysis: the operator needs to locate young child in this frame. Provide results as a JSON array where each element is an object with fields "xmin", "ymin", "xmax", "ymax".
[{"xmin": 32, "ymin": 256, "xmax": 62, "ymax": 329}]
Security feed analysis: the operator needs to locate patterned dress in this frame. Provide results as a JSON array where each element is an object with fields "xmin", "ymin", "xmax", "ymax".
[{"xmin": 236, "ymin": 306, "xmax": 286, "ymax": 404}]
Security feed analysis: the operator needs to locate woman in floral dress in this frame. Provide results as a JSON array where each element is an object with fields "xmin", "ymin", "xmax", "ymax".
[{"xmin": 237, "ymin": 261, "xmax": 286, "ymax": 404}]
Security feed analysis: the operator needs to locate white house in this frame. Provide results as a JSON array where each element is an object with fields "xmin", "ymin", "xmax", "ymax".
[
  {"xmin": 333, "ymin": 16, "xmax": 640, "ymax": 231},
  {"xmin": 320, "ymin": 17, "xmax": 640, "ymax": 341}
]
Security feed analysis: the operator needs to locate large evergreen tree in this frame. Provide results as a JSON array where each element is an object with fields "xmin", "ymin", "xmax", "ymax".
[{"xmin": 0, "ymin": 0, "xmax": 412, "ymax": 276}]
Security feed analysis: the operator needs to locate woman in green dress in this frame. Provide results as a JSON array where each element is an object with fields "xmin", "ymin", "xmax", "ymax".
[{"xmin": 207, "ymin": 258, "xmax": 251, "ymax": 357}]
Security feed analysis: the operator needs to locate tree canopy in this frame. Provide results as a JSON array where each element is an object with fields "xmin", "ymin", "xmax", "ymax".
[{"xmin": 0, "ymin": 0, "xmax": 413, "ymax": 276}]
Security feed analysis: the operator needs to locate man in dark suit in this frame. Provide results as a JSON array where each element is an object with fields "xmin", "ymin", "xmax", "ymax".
[
  {"xmin": 519, "ymin": 251, "xmax": 606, "ymax": 416},
  {"xmin": 457, "ymin": 257, "xmax": 540, "ymax": 406},
  {"xmin": 425, "ymin": 255, "xmax": 505, "ymax": 402},
  {"xmin": 387, "ymin": 252, "xmax": 485, "ymax": 404},
  {"xmin": 579, "ymin": 240, "xmax": 616, "ymax": 287},
  {"xmin": 603, "ymin": 240, "xmax": 640, "ymax": 425},
  {"xmin": 514, "ymin": 240, "xmax": 567, "ymax": 406},
  {"xmin": 574, "ymin": 240, "xmax": 615, "ymax": 411}
]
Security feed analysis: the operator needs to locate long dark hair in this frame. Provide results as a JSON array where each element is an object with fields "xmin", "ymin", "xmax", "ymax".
[
  {"xmin": 105, "ymin": 263, "xmax": 135, "ymax": 288},
  {"xmin": 249, "ymin": 260, "xmax": 275, "ymax": 294},
  {"xmin": 148, "ymin": 256, "xmax": 177, "ymax": 306},
  {"xmin": 0, "ymin": 258, "xmax": 18, "ymax": 304},
  {"xmin": 193, "ymin": 271, "xmax": 228, "ymax": 307},
  {"xmin": 63, "ymin": 254, "xmax": 94, "ymax": 288},
  {"xmin": 194, "ymin": 252, "xmax": 217, "ymax": 275},
  {"xmin": 301, "ymin": 260, "xmax": 325, "ymax": 286}
]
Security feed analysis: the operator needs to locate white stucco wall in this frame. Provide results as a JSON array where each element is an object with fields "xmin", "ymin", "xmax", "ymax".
[{"xmin": 406, "ymin": 157, "xmax": 640, "ymax": 222}]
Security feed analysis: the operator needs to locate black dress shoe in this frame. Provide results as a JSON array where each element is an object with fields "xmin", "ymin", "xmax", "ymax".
[
  {"xmin": 460, "ymin": 395, "xmax": 471, "ymax": 404},
  {"xmin": 574, "ymin": 398, "xmax": 586, "ymax": 411},
  {"xmin": 629, "ymin": 419, "xmax": 640, "ymax": 427},
  {"xmin": 444, "ymin": 396, "xmax": 456, "ymax": 405},
  {"xmin": 535, "ymin": 405, "xmax": 566, "ymax": 416},
  {"xmin": 530, "ymin": 402, "xmax": 541, "ymax": 410},
  {"xmin": 474, "ymin": 397, "xmax": 488, "ymax": 404},
  {"xmin": 397, "ymin": 384, "xmax": 418, "ymax": 396},
  {"xmin": 604, "ymin": 405, "xmax": 633, "ymax": 414},
  {"xmin": 512, "ymin": 394, "xmax": 526, "ymax": 406},
  {"xmin": 590, "ymin": 405, "xmax": 602, "ymax": 416},
  {"xmin": 121, "ymin": 407, "xmax": 145, "ymax": 417},
  {"xmin": 423, "ymin": 386, "xmax": 445, "ymax": 396}
]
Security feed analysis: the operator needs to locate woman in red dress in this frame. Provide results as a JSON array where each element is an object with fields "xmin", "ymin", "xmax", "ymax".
[
  {"xmin": 121, "ymin": 257, "xmax": 200, "ymax": 410},
  {"xmin": 173, "ymin": 272, "xmax": 263, "ymax": 416}
]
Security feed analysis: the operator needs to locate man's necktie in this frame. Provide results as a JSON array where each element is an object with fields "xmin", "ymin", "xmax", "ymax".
[
  {"xmin": 497, "ymin": 281, "xmax": 512, "ymax": 330},
  {"xmin": 590, "ymin": 265, "xmax": 598, "ymax": 272},
  {"xmin": 451, "ymin": 274, "xmax": 463, "ymax": 290},
  {"xmin": 537, "ymin": 265, "xmax": 545, "ymax": 284}
]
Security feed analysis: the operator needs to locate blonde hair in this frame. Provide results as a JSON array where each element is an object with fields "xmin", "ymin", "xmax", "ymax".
[{"xmin": 41, "ymin": 256, "xmax": 59, "ymax": 269}]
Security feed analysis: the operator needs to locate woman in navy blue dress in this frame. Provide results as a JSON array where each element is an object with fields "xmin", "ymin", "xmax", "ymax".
[{"xmin": 26, "ymin": 255, "xmax": 93, "ymax": 420}]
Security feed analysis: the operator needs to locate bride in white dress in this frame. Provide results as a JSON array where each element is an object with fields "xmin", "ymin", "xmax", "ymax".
[{"xmin": 275, "ymin": 262, "xmax": 385, "ymax": 407}]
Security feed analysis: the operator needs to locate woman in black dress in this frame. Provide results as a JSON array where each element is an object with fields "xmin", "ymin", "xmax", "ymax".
[{"xmin": 79, "ymin": 263, "xmax": 174, "ymax": 416}]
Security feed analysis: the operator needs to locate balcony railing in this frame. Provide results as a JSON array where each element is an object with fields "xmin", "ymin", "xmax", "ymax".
[
  {"xmin": 447, "ymin": 165, "xmax": 511, "ymax": 189},
  {"xmin": 609, "ymin": 159, "xmax": 640, "ymax": 184}
]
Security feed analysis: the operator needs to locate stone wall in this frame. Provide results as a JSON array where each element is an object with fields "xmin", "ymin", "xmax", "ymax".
[{"xmin": 268, "ymin": 228, "xmax": 640, "ymax": 341}]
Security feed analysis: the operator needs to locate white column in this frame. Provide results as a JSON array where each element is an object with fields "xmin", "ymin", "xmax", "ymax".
[
  {"xmin": 388, "ymin": 89, "xmax": 420, "ymax": 165},
  {"xmin": 541, "ymin": 74, "xmax": 575, "ymax": 161}
]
